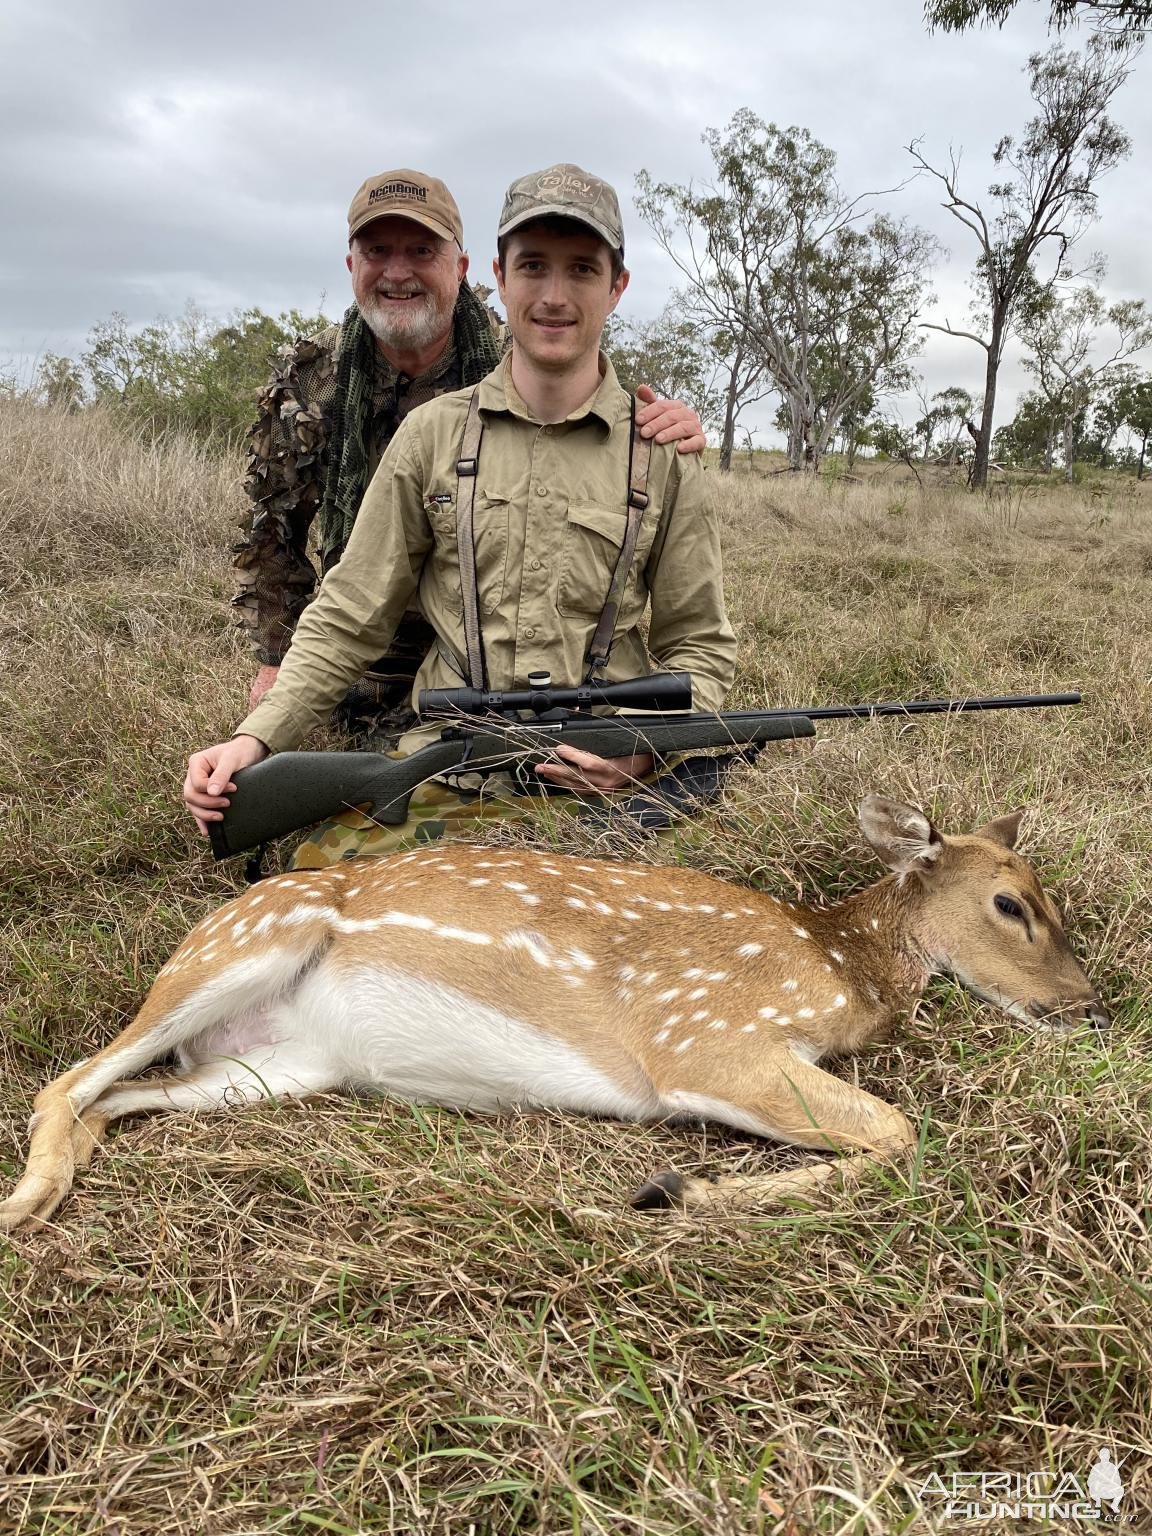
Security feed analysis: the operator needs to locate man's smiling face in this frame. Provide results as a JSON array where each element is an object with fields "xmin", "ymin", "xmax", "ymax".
[
  {"xmin": 347, "ymin": 215, "xmax": 467, "ymax": 352},
  {"xmin": 495, "ymin": 221, "xmax": 628, "ymax": 375}
]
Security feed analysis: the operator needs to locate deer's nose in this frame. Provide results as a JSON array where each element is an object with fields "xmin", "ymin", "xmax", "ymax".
[{"xmin": 1085, "ymin": 1000, "xmax": 1110, "ymax": 1030}]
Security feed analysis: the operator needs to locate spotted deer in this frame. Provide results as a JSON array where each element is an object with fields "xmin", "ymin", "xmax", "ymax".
[{"xmin": 0, "ymin": 795, "xmax": 1106, "ymax": 1230}]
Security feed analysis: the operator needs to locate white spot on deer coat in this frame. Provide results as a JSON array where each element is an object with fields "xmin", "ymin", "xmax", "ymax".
[
  {"xmin": 737, "ymin": 943, "xmax": 763, "ymax": 957},
  {"xmin": 504, "ymin": 930, "xmax": 553, "ymax": 968}
]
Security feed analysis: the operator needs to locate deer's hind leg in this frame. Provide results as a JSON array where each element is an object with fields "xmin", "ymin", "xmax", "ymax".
[
  {"xmin": 90, "ymin": 1042, "xmax": 339, "ymax": 1121},
  {"xmin": 635, "ymin": 1057, "xmax": 916, "ymax": 1213}
]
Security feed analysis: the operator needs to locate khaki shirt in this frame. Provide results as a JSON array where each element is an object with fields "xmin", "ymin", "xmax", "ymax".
[{"xmin": 239, "ymin": 355, "xmax": 737, "ymax": 755}]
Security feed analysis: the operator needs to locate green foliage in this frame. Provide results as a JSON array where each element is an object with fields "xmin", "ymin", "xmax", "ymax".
[
  {"xmin": 603, "ymin": 301, "xmax": 725, "ymax": 429},
  {"xmin": 924, "ymin": 0, "xmax": 1152, "ymax": 43},
  {"xmin": 995, "ymin": 389, "xmax": 1069, "ymax": 466},
  {"xmin": 37, "ymin": 302, "xmax": 331, "ymax": 446},
  {"xmin": 1114, "ymin": 373, "xmax": 1152, "ymax": 476}
]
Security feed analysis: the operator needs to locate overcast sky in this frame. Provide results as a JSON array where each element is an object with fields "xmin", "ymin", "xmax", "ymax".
[{"xmin": 3, "ymin": 0, "xmax": 1149, "ymax": 441}]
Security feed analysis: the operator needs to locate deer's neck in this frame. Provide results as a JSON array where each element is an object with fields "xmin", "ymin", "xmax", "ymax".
[{"xmin": 800, "ymin": 875, "xmax": 935, "ymax": 1051}]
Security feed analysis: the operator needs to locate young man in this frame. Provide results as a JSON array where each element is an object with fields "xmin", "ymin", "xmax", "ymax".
[
  {"xmin": 186, "ymin": 165, "xmax": 737, "ymax": 862},
  {"xmin": 234, "ymin": 168, "xmax": 704, "ymax": 748}
]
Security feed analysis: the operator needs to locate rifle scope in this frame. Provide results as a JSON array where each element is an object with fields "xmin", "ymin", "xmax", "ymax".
[{"xmin": 419, "ymin": 670, "xmax": 694, "ymax": 719}]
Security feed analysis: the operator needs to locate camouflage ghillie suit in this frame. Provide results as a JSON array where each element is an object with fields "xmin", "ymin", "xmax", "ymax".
[{"xmin": 232, "ymin": 285, "xmax": 503, "ymax": 749}]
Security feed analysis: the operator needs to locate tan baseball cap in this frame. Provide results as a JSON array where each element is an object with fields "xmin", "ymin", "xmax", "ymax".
[
  {"xmin": 347, "ymin": 169, "xmax": 463, "ymax": 246},
  {"xmin": 498, "ymin": 163, "xmax": 624, "ymax": 252}
]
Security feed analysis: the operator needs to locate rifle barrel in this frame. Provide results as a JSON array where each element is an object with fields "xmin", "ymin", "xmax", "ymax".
[{"xmin": 790, "ymin": 692, "xmax": 1081, "ymax": 722}]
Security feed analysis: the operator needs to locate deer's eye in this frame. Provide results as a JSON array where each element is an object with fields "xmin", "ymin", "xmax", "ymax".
[{"xmin": 994, "ymin": 894, "xmax": 1025, "ymax": 920}]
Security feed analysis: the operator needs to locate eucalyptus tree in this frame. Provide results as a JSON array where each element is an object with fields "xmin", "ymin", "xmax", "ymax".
[
  {"xmin": 908, "ymin": 42, "xmax": 1133, "ymax": 487},
  {"xmin": 925, "ymin": 0, "xmax": 1152, "ymax": 43},
  {"xmin": 638, "ymin": 110, "xmax": 937, "ymax": 474},
  {"xmin": 1115, "ymin": 374, "xmax": 1152, "ymax": 477},
  {"xmin": 1015, "ymin": 282, "xmax": 1151, "ymax": 478}
]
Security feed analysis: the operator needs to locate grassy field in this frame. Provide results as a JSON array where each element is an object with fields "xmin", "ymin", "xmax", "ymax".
[{"xmin": 1, "ymin": 402, "xmax": 1149, "ymax": 1534}]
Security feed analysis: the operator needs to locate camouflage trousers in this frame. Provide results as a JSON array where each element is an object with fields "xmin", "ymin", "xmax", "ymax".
[
  {"xmin": 290, "ymin": 771, "xmax": 555, "ymax": 868},
  {"xmin": 292, "ymin": 680, "xmax": 734, "ymax": 869}
]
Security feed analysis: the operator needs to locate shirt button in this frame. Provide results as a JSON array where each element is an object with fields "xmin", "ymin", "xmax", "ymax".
[
  {"xmin": 543, "ymin": 425, "xmax": 554, "ymax": 435},
  {"xmin": 523, "ymin": 627, "xmax": 536, "ymax": 640},
  {"xmin": 530, "ymin": 559, "xmax": 542, "ymax": 570},
  {"xmin": 536, "ymin": 485, "xmax": 548, "ymax": 497}
]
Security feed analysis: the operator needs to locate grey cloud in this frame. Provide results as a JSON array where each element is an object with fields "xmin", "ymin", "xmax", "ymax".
[{"xmin": 3, "ymin": 0, "xmax": 1148, "ymax": 433}]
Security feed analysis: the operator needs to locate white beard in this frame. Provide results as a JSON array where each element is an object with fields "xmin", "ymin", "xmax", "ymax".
[{"xmin": 357, "ymin": 288, "xmax": 452, "ymax": 353}]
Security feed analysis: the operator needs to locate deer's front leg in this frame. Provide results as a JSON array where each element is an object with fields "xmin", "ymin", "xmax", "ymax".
[{"xmin": 633, "ymin": 1058, "xmax": 916, "ymax": 1213}]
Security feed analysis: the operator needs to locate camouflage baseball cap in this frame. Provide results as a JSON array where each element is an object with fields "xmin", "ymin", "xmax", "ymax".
[
  {"xmin": 498, "ymin": 164, "xmax": 624, "ymax": 252},
  {"xmin": 348, "ymin": 169, "xmax": 463, "ymax": 246}
]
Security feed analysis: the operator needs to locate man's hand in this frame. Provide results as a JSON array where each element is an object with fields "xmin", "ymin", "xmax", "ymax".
[
  {"xmin": 249, "ymin": 664, "xmax": 280, "ymax": 711},
  {"xmin": 634, "ymin": 384, "xmax": 705, "ymax": 455},
  {"xmin": 184, "ymin": 734, "xmax": 269, "ymax": 837},
  {"xmin": 534, "ymin": 744, "xmax": 654, "ymax": 794}
]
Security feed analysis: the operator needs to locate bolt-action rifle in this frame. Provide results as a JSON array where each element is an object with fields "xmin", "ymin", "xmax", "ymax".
[{"xmin": 206, "ymin": 671, "xmax": 1081, "ymax": 860}]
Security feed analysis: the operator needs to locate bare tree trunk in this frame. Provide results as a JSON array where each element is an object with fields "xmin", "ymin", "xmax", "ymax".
[
  {"xmin": 719, "ymin": 367, "xmax": 740, "ymax": 473},
  {"xmin": 1043, "ymin": 424, "xmax": 1055, "ymax": 474},
  {"xmin": 1138, "ymin": 431, "xmax": 1148, "ymax": 481},
  {"xmin": 1063, "ymin": 412, "xmax": 1076, "ymax": 484},
  {"xmin": 970, "ymin": 332, "xmax": 1001, "ymax": 490},
  {"xmin": 801, "ymin": 401, "xmax": 820, "ymax": 474},
  {"xmin": 784, "ymin": 397, "xmax": 802, "ymax": 471}
]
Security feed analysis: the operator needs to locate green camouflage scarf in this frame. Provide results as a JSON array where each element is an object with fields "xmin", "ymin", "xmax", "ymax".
[{"xmin": 318, "ymin": 283, "xmax": 501, "ymax": 569}]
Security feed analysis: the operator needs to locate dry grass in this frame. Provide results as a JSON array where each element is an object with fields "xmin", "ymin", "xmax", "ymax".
[{"xmin": 1, "ymin": 402, "xmax": 1149, "ymax": 1534}]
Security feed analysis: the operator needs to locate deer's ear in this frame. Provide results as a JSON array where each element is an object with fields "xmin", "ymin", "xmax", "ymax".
[
  {"xmin": 858, "ymin": 795, "xmax": 943, "ymax": 876},
  {"xmin": 974, "ymin": 809, "xmax": 1025, "ymax": 850}
]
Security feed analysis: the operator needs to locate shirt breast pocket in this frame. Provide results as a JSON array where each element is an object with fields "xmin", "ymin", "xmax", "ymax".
[
  {"xmin": 557, "ymin": 502, "xmax": 653, "ymax": 621},
  {"xmin": 425, "ymin": 490, "xmax": 511, "ymax": 615}
]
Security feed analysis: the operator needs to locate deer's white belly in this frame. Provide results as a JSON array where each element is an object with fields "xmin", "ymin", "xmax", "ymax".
[{"xmin": 273, "ymin": 963, "xmax": 662, "ymax": 1120}]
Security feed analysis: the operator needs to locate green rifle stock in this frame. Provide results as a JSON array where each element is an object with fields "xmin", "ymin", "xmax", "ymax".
[
  {"xmin": 206, "ymin": 710, "xmax": 817, "ymax": 860},
  {"xmin": 205, "ymin": 685, "xmax": 1082, "ymax": 861}
]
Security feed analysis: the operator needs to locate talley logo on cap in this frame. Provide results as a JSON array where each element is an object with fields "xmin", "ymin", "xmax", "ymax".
[
  {"xmin": 347, "ymin": 169, "xmax": 463, "ymax": 246},
  {"xmin": 498, "ymin": 163, "xmax": 624, "ymax": 252}
]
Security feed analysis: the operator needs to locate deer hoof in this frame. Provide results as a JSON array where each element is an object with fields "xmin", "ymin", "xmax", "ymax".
[{"xmin": 629, "ymin": 1169, "xmax": 686, "ymax": 1212}]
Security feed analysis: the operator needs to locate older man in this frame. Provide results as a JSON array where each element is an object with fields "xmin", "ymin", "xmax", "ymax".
[
  {"xmin": 234, "ymin": 168, "xmax": 705, "ymax": 748},
  {"xmin": 187, "ymin": 164, "xmax": 735, "ymax": 865}
]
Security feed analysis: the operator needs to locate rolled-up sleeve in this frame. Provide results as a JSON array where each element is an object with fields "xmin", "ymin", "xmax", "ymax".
[
  {"xmin": 643, "ymin": 455, "xmax": 737, "ymax": 713},
  {"xmin": 237, "ymin": 423, "xmax": 433, "ymax": 752}
]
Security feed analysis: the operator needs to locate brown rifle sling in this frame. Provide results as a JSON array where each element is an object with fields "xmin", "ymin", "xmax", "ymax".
[
  {"xmin": 454, "ymin": 387, "xmax": 487, "ymax": 689},
  {"xmin": 453, "ymin": 391, "xmax": 652, "ymax": 689},
  {"xmin": 584, "ymin": 397, "xmax": 651, "ymax": 680}
]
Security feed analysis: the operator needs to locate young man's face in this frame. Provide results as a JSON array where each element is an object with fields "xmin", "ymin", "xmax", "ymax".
[
  {"xmin": 494, "ymin": 225, "xmax": 628, "ymax": 374},
  {"xmin": 347, "ymin": 215, "xmax": 468, "ymax": 352}
]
